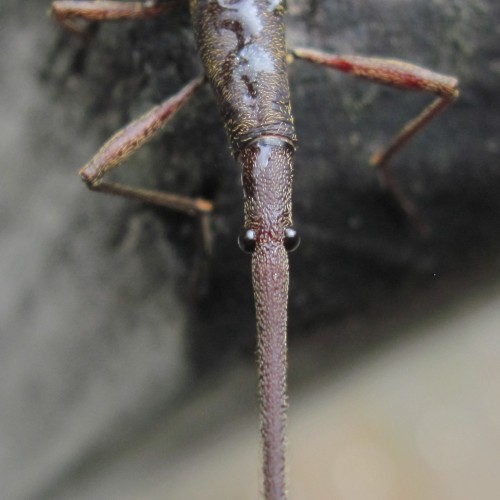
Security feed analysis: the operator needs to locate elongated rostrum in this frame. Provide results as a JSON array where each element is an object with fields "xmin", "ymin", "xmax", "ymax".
[{"xmin": 51, "ymin": 1, "xmax": 459, "ymax": 498}]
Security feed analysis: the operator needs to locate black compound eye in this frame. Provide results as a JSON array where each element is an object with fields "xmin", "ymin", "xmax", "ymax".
[
  {"xmin": 284, "ymin": 227, "xmax": 300, "ymax": 252},
  {"xmin": 238, "ymin": 228, "xmax": 257, "ymax": 254}
]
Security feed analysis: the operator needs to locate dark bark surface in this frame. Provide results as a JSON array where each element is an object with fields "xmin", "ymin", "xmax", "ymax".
[{"xmin": 1, "ymin": 0, "xmax": 499, "ymax": 498}]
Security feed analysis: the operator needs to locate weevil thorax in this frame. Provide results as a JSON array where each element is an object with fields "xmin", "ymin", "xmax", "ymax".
[{"xmin": 190, "ymin": 0, "xmax": 296, "ymax": 150}]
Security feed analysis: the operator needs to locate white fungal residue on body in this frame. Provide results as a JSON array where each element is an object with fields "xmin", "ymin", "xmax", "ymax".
[
  {"xmin": 238, "ymin": 44, "xmax": 275, "ymax": 79},
  {"xmin": 215, "ymin": 0, "xmax": 276, "ymax": 101},
  {"xmin": 218, "ymin": 0, "xmax": 263, "ymax": 40},
  {"xmin": 234, "ymin": 43, "xmax": 275, "ymax": 102}
]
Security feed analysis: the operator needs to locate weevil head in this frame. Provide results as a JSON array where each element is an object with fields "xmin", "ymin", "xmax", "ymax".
[
  {"xmin": 237, "ymin": 137, "xmax": 299, "ymax": 339},
  {"xmin": 238, "ymin": 137, "xmax": 300, "ymax": 259}
]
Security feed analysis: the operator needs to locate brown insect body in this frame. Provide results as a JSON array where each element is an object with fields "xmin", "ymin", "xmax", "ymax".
[
  {"xmin": 50, "ymin": 2, "xmax": 459, "ymax": 498},
  {"xmin": 191, "ymin": 1, "xmax": 297, "ymax": 497},
  {"xmin": 190, "ymin": 0, "xmax": 296, "ymax": 150}
]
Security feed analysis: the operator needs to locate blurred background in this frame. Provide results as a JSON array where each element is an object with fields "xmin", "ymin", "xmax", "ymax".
[{"xmin": 1, "ymin": 0, "xmax": 499, "ymax": 498}]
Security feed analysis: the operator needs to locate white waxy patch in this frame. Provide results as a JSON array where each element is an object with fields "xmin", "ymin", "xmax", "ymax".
[
  {"xmin": 254, "ymin": 142, "xmax": 275, "ymax": 175},
  {"xmin": 218, "ymin": 0, "xmax": 263, "ymax": 39},
  {"xmin": 233, "ymin": 43, "xmax": 275, "ymax": 103},
  {"xmin": 238, "ymin": 44, "xmax": 275, "ymax": 78}
]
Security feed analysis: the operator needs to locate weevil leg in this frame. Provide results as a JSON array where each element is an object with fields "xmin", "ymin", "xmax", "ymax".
[
  {"xmin": 51, "ymin": 1, "xmax": 174, "ymax": 36},
  {"xmin": 290, "ymin": 48, "xmax": 459, "ymax": 235},
  {"xmin": 78, "ymin": 76, "xmax": 214, "ymax": 253}
]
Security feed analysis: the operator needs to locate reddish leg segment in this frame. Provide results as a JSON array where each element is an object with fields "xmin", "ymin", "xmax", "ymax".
[
  {"xmin": 51, "ymin": 0, "xmax": 173, "ymax": 22},
  {"xmin": 79, "ymin": 75, "xmax": 213, "ymax": 249},
  {"xmin": 51, "ymin": 3, "xmax": 210, "ymax": 217},
  {"xmin": 79, "ymin": 77, "xmax": 208, "ymax": 210},
  {"xmin": 291, "ymin": 48, "xmax": 459, "ymax": 234},
  {"xmin": 51, "ymin": 0, "xmax": 173, "ymax": 35}
]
